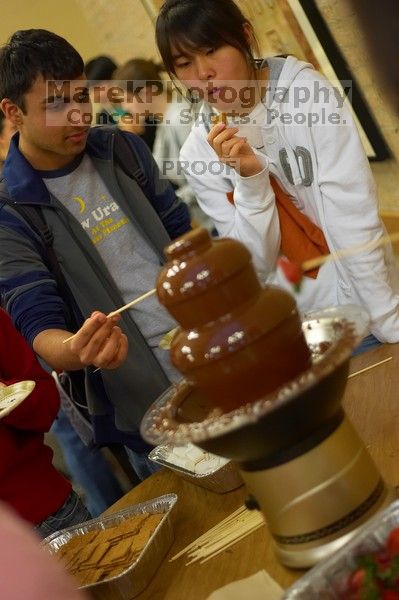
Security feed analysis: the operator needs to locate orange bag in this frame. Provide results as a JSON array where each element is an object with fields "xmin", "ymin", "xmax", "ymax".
[{"xmin": 226, "ymin": 177, "xmax": 329, "ymax": 278}]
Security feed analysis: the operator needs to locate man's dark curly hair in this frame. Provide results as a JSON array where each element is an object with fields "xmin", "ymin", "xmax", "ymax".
[{"xmin": 0, "ymin": 29, "xmax": 84, "ymax": 112}]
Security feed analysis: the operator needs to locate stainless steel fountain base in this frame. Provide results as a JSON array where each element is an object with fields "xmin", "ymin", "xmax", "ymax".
[
  {"xmin": 141, "ymin": 306, "xmax": 392, "ymax": 568},
  {"xmin": 239, "ymin": 417, "xmax": 395, "ymax": 568}
]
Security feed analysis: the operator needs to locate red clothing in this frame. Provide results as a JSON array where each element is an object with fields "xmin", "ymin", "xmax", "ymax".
[{"xmin": 0, "ymin": 310, "xmax": 71, "ymax": 524}]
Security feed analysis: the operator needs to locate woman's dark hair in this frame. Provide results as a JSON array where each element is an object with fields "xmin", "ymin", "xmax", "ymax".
[
  {"xmin": 156, "ymin": 0, "xmax": 259, "ymax": 77},
  {"xmin": 113, "ymin": 58, "xmax": 165, "ymax": 98},
  {"xmin": 113, "ymin": 58, "xmax": 163, "ymax": 83},
  {"xmin": 0, "ymin": 29, "xmax": 84, "ymax": 111},
  {"xmin": 84, "ymin": 55, "xmax": 118, "ymax": 87}
]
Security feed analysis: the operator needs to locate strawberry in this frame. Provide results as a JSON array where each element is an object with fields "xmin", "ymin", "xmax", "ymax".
[
  {"xmin": 349, "ymin": 568, "xmax": 367, "ymax": 592},
  {"xmin": 277, "ymin": 256, "xmax": 303, "ymax": 289},
  {"xmin": 376, "ymin": 551, "xmax": 391, "ymax": 569},
  {"xmin": 387, "ymin": 529, "xmax": 399, "ymax": 558},
  {"xmin": 382, "ymin": 591, "xmax": 399, "ymax": 599}
]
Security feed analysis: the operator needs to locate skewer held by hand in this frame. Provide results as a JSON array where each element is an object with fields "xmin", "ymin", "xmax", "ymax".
[{"xmin": 62, "ymin": 288, "xmax": 157, "ymax": 344}]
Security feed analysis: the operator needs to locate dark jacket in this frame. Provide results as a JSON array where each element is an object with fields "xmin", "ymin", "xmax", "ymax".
[{"xmin": 0, "ymin": 127, "xmax": 191, "ymax": 450}]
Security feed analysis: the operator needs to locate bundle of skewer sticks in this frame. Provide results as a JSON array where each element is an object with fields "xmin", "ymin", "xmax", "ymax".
[
  {"xmin": 62, "ymin": 229, "xmax": 399, "ymax": 347},
  {"xmin": 169, "ymin": 506, "xmax": 265, "ymax": 566}
]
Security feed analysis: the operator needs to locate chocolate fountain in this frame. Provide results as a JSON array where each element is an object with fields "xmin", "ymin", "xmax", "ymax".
[{"xmin": 141, "ymin": 229, "xmax": 393, "ymax": 568}]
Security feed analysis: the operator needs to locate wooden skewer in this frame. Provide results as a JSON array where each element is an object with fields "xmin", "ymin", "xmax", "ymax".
[
  {"xmin": 198, "ymin": 522, "xmax": 266, "ymax": 565},
  {"xmin": 189, "ymin": 514, "xmax": 262, "ymax": 553},
  {"xmin": 62, "ymin": 288, "xmax": 156, "ymax": 344},
  {"xmin": 63, "ymin": 231, "xmax": 399, "ymax": 346},
  {"xmin": 184, "ymin": 515, "xmax": 264, "ymax": 565},
  {"xmin": 169, "ymin": 506, "xmax": 248, "ymax": 562},
  {"xmin": 302, "ymin": 231, "xmax": 399, "ymax": 273},
  {"xmin": 170, "ymin": 507, "xmax": 264, "ymax": 567},
  {"xmin": 348, "ymin": 357, "xmax": 393, "ymax": 379},
  {"xmin": 161, "ymin": 227, "xmax": 399, "ymax": 348},
  {"xmin": 107, "ymin": 288, "xmax": 156, "ymax": 317}
]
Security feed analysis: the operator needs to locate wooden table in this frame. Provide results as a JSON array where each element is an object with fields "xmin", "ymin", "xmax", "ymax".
[{"xmin": 106, "ymin": 343, "xmax": 399, "ymax": 600}]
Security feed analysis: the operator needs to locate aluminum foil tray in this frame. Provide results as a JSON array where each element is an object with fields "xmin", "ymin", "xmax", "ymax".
[
  {"xmin": 149, "ymin": 445, "xmax": 243, "ymax": 494},
  {"xmin": 283, "ymin": 500, "xmax": 399, "ymax": 599},
  {"xmin": 42, "ymin": 493, "xmax": 177, "ymax": 599}
]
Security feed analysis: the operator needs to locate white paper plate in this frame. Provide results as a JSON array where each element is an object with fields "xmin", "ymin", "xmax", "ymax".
[{"xmin": 0, "ymin": 380, "xmax": 36, "ymax": 418}]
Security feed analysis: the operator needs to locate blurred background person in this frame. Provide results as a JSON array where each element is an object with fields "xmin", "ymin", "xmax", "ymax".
[
  {"xmin": 113, "ymin": 57, "xmax": 212, "ymax": 229},
  {"xmin": 84, "ymin": 54, "xmax": 119, "ymax": 125},
  {"xmin": 112, "ymin": 58, "xmax": 168, "ymax": 150}
]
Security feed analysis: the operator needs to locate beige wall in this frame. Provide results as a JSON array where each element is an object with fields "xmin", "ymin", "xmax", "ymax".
[
  {"xmin": 76, "ymin": 0, "xmax": 158, "ymax": 64},
  {"xmin": 0, "ymin": 0, "xmax": 102, "ymax": 61},
  {"xmin": 313, "ymin": 0, "xmax": 399, "ymax": 210},
  {"xmin": 0, "ymin": 0, "xmax": 158, "ymax": 65}
]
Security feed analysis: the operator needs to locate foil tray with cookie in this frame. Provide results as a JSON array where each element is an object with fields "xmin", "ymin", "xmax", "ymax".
[{"xmin": 42, "ymin": 494, "xmax": 177, "ymax": 599}]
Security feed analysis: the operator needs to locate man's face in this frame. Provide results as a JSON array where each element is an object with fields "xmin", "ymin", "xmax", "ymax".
[
  {"xmin": 2, "ymin": 74, "xmax": 92, "ymax": 169},
  {"xmin": 0, "ymin": 118, "xmax": 17, "ymax": 162}
]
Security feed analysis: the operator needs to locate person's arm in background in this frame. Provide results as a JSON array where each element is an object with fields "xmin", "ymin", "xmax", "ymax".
[
  {"xmin": 0, "ymin": 208, "xmax": 128, "ymax": 371},
  {"xmin": 308, "ymin": 74, "xmax": 399, "ymax": 342},
  {"xmin": 0, "ymin": 501, "xmax": 88, "ymax": 600}
]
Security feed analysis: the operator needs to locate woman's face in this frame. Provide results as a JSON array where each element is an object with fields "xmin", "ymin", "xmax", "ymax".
[{"xmin": 172, "ymin": 44, "xmax": 258, "ymax": 114}]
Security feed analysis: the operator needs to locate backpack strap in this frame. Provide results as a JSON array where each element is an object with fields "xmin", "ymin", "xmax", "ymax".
[
  {"xmin": 0, "ymin": 180, "xmax": 79, "ymax": 332},
  {"xmin": 111, "ymin": 129, "xmax": 185, "ymax": 234},
  {"xmin": 113, "ymin": 129, "xmax": 149, "ymax": 189}
]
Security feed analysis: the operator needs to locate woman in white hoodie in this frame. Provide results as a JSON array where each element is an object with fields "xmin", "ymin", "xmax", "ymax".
[{"xmin": 155, "ymin": 0, "xmax": 399, "ymax": 346}]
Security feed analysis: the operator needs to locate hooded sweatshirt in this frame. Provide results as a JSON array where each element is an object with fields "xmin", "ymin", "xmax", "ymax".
[{"xmin": 180, "ymin": 56, "xmax": 399, "ymax": 342}]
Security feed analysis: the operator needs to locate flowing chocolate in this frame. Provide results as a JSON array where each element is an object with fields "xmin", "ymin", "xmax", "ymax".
[{"xmin": 157, "ymin": 228, "xmax": 311, "ymax": 413}]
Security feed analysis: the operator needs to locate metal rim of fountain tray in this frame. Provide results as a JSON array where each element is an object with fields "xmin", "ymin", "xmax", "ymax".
[{"xmin": 140, "ymin": 305, "xmax": 369, "ymax": 447}]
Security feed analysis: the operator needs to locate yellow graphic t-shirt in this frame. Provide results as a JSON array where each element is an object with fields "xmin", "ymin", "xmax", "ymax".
[{"xmin": 42, "ymin": 154, "xmax": 178, "ymax": 382}]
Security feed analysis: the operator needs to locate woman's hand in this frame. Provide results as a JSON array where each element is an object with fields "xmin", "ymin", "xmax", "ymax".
[{"xmin": 207, "ymin": 122, "xmax": 264, "ymax": 178}]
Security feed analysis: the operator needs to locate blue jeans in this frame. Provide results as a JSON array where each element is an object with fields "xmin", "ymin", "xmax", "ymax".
[
  {"xmin": 352, "ymin": 334, "xmax": 381, "ymax": 357},
  {"xmin": 35, "ymin": 490, "xmax": 92, "ymax": 539},
  {"xmin": 125, "ymin": 447, "xmax": 161, "ymax": 481},
  {"xmin": 51, "ymin": 409, "xmax": 124, "ymax": 517}
]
